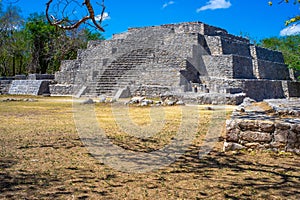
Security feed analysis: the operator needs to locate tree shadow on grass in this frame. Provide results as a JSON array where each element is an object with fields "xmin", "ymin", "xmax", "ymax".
[
  {"xmin": 1, "ymin": 143, "xmax": 300, "ymax": 199},
  {"xmin": 168, "ymin": 145, "xmax": 300, "ymax": 199},
  {"xmin": 0, "ymin": 158, "xmax": 70, "ymax": 198},
  {"xmin": 0, "ymin": 157, "xmax": 109, "ymax": 199}
]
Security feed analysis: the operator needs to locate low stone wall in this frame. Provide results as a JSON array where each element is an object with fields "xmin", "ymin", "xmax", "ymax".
[
  {"xmin": 224, "ymin": 98, "xmax": 300, "ymax": 153},
  {"xmin": 0, "ymin": 80, "xmax": 12, "ymax": 94},
  {"xmin": 0, "ymin": 74, "xmax": 55, "ymax": 95},
  {"xmin": 49, "ymin": 84, "xmax": 74, "ymax": 96},
  {"xmin": 8, "ymin": 80, "xmax": 51, "ymax": 95}
]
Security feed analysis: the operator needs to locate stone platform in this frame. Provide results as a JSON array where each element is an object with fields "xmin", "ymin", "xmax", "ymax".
[
  {"xmin": 8, "ymin": 80, "xmax": 51, "ymax": 95},
  {"xmin": 224, "ymin": 98, "xmax": 300, "ymax": 153}
]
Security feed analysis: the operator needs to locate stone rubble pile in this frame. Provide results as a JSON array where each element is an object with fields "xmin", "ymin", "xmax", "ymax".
[{"xmin": 78, "ymin": 95, "xmax": 186, "ymax": 106}]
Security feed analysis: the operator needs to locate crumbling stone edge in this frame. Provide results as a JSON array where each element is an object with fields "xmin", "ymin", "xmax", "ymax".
[{"xmin": 224, "ymin": 99, "xmax": 300, "ymax": 154}]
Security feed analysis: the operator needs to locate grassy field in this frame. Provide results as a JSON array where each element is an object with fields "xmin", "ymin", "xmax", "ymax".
[{"xmin": 0, "ymin": 96, "xmax": 299, "ymax": 199}]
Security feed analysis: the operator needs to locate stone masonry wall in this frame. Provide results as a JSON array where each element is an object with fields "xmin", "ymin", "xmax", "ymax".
[
  {"xmin": 199, "ymin": 77, "xmax": 300, "ymax": 101},
  {"xmin": 225, "ymin": 118, "xmax": 300, "ymax": 153},
  {"xmin": 204, "ymin": 36, "xmax": 222, "ymax": 55},
  {"xmin": 257, "ymin": 60, "xmax": 290, "ymax": 80},
  {"xmin": 225, "ymin": 99, "xmax": 300, "ymax": 153},
  {"xmin": 232, "ymin": 56, "xmax": 255, "ymax": 79},
  {"xmin": 52, "ymin": 24, "xmax": 202, "ymax": 96},
  {"xmin": 202, "ymin": 55, "xmax": 234, "ymax": 78},
  {"xmin": 252, "ymin": 46, "xmax": 284, "ymax": 63},
  {"xmin": 221, "ymin": 39, "xmax": 251, "ymax": 57},
  {"xmin": 9, "ymin": 80, "xmax": 51, "ymax": 95},
  {"xmin": 0, "ymin": 80, "xmax": 12, "ymax": 94}
]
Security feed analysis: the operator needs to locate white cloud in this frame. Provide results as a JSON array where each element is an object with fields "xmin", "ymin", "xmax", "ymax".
[
  {"xmin": 196, "ymin": 0, "xmax": 231, "ymax": 12},
  {"xmin": 162, "ymin": 1, "xmax": 175, "ymax": 9},
  {"xmin": 280, "ymin": 24, "xmax": 300, "ymax": 36},
  {"xmin": 95, "ymin": 12, "xmax": 111, "ymax": 21}
]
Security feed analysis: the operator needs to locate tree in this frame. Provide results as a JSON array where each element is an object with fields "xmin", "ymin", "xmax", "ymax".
[
  {"xmin": 25, "ymin": 13, "xmax": 58, "ymax": 74},
  {"xmin": 25, "ymin": 13, "xmax": 104, "ymax": 74},
  {"xmin": 0, "ymin": 4, "xmax": 27, "ymax": 76},
  {"xmin": 268, "ymin": 0, "xmax": 300, "ymax": 26},
  {"xmin": 0, "ymin": 1, "xmax": 105, "ymax": 76}
]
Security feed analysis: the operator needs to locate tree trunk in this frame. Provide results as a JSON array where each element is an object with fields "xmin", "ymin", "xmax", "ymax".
[
  {"xmin": 12, "ymin": 56, "xmax": 16, "ymax": 76},
  {"xmin": 19, "ymin": 56, "xmax": 23, "ymax": 74}
]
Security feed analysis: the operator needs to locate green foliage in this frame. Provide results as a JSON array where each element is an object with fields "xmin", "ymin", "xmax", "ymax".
[
  {"xmin": 25, "ymin": 13, "xmax": 61, "ymax": 73},
  {"xmin": 0, "ymin": 7, "xmax": 105, "ymax": 76},
  {"xmin": 0, "ymin": 4, "xmax": 26, "ymax": 76},
  {"xmin": 260, "ymin": 35, "xmax": 300, "ymax": 79}
]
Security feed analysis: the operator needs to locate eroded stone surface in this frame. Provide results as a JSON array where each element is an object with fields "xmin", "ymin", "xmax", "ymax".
[{"xmin": 224, "ymin": 98, "xmax": 300, "ymax": 153}]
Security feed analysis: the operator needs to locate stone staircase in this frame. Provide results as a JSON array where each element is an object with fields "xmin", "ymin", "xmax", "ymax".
[{"xmin": 89, "ymin": 49, "xmax": 156, "ymax": 96}]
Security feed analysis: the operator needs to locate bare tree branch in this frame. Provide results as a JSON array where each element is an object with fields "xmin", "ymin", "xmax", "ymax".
[{"xmin": 46, "ymin": 0, "xmax": 105, "ymax": 32}]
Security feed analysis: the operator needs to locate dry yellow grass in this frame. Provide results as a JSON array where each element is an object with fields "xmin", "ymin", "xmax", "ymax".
[{"xmin": 0, "ymin": 96, "xmax": 299, "ymax": 199}]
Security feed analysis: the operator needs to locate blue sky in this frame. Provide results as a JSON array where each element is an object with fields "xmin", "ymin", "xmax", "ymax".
[{"xmin": 13, "ymin": 0, "xmax": 300, "ymax": 41}]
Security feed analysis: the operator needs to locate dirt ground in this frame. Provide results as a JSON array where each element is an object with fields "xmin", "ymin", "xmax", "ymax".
[{"xmin": 0, "ymin": 96, "xmax": 299, "ymax": 199}]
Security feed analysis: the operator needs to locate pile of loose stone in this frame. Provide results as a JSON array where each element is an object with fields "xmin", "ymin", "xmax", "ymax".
[
  {"xmin": 81, "ymin": 94, "xmax": 185, "ymax": 106},
  {"xmin": 125, "ymin": 95, "xmax": 185, "ymax": 106},
  {"xmin": 0, "ymin": 98, "xmax": 37, "ymax": 102},
  {"xmin": 224, "ymin": 98, "xmax": 300, "ymax": 154}
]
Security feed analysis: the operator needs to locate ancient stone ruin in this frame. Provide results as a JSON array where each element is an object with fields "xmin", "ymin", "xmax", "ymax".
[
  {"xmin": 225, "ymin": 98, "xmax": 300, "ymax": 153},
  {"xmin": 0, "ymin": 74, "xmax": 53, "ymax": 95},
  {"xmin": 49, "ymin": 21, "xmax": 300, "ymax": 104}
]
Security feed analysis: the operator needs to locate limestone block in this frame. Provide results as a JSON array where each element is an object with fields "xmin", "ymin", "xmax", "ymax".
[
  {"xmin": 275, "ymin": 122, "xmax": 291, "ymax": 130},
  {"xmin": 291, "ymin": 124, "xmax": 300, "ymax": 134},
  {"xmin": 274, "ymin": 130, "xmax": 289, "ymax": 143},
  {"xmin": 226, "ymin": 119, "xmax": 238, "ymax": 129},
  {"xmin": 226, "ymin": 128, "xmax": 240, "ymax": 142},
  {"xmin": 258, "ymin": 122, "xmax": 275, "ymax": 133},
  {"xmin": 223, "ymin": 142, "xmax": 245, "ymax": 151},
  {"xmin": 286, "ymin": 131, "xmax": 297, "ymax": 149},
  {"xmin": 238, "ymin": 120, "xmax": 259, "ymax": 131},
  {"xmin": 176, "ymin": 100, "xmax": 185, "ymax": 105},
  {"xmin": 240, "ymin": 131, "xmax": 272, "ymax": 142},
  {"xmin": 81, "ymin": 98, "xmax": 95, "ymax": 104}
]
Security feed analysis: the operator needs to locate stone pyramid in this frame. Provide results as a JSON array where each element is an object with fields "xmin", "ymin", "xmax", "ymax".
[{"xmin": 50, "ymin": 22, "xmax": 300, "ymax": 104}]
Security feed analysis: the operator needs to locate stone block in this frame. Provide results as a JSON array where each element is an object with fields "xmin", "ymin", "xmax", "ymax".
[
  {"xmin": 291, "ymin": 124, "xmax": 300, "ymax": 134},
  {"xmin": 240, "ymin": 131, "xmax": 272, "ymax": 142},
  {"xmin": 28, "ymin": 74, "xmax": 55, "ymax": 80},
  {"xmin": 226, "ymin": 119, "xmax": 236, "ymax": 128},
  {"xmin": 14, "ymin": 75, "xmax": 27, "ymax": 80},
  {"xmin": 225, "ymin": 128, "xmax": 240, "ymax": 142},
  {"xmin": 287, "ymin": 131, "xmax": 297, "ymax": 149},
  {"xmin": 258, "ymin": 122, "xmax": 275, "ymax": 133},
  {"xmin": 274, "ymin": 130, "xmax": 289, "ymax": 143},
  {"xmin": 223, "ymin": 142, "xmax": 246, "ymax": 151},
  {"xmin": 275, "ymin": 122, "xmax": 290, "ymax": 130},
  {"xmin": 238, "ymin": 120, "xmax": 259, "ymax": 131}
]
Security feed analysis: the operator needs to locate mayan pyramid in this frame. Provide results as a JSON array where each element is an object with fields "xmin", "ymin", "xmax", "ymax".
[{"xmin": 50, "ymin": 22, "xmax": 300, "ymax": 104}]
